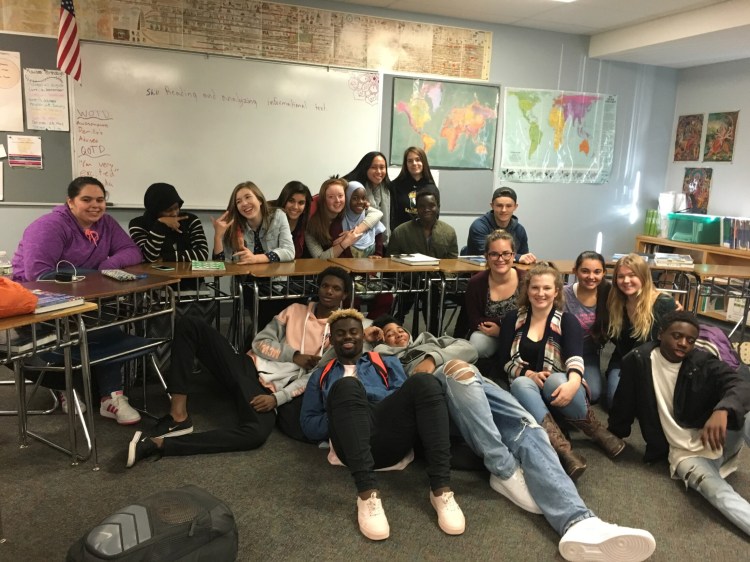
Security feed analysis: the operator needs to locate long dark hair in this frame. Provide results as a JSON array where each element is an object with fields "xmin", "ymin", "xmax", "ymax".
[
  {"xmin": 273, "ymin": 181, "xmax": 312, "ymax": 227},
  {"xmin": 67, "ymin": 176, "xmax": 106, "ymax": 200},
  {"xmin": 344, "ymin": 151, "xmax": 392, "ymax": 190},
  {"xmin": 573, "ymin": 251, "xmax": 611, "ymax": 345},
  {"xmin": 395, "ymin": 146, "xmax": 435, "ymax": 184}
]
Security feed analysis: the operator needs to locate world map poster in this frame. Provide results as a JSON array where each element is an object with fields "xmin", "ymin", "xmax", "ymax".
[
  {"xmin": 499, "ymin": 88, "xmax": 617, "ymax": 183},
  {"xmin": 390, "ymin": 78, "xmax": 500, "ymax": 169}
]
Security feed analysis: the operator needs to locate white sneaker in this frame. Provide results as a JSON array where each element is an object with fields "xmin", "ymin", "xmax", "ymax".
[
  {"xmin": 356, "ymin": 492, "xmax": 389, "ymax": 541},
  {"xmin": 100, "ymin": 391, "xmax": 141, "ymax": 425},
  {"xmin": 430, "ymin": 490, "xmax": 465, "ymax": 535},
  {"xmin": 59, "ymin": 392, "xmax": 86, "ymax": 415},
  {"xmin": 490, "ymin": 469, "xmax": 543, "ymax": 514},
  {"xmin": 559, "ymin": 517, "xmax": 656, "ymax": 562}
]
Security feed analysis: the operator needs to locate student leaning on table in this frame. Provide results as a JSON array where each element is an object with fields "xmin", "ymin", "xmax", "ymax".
[
  {"xmin": 211, "ymin": 181, "xmax": 295, "ymax": 264},
  {"xmin": 128, "ymin": 182, "xmax": 209, "ymax": 263},
  {"xmin": 11, "ymin": 176, "xmax": 142, "ymax": 425}
]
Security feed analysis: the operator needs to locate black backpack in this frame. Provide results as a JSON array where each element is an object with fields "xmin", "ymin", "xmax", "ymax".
[{"xmin": 66, "ymin": 485, "xmax": 237, "ymax": 561}]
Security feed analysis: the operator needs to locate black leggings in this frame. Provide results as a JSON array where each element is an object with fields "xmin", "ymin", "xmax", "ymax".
[
  {"xmin": 326, "ymin": 373, "xmax": 452, "ymax": 493},
  {"xmin": 162, "ymin": 316, "xmax": 275, "ymax": 456}
]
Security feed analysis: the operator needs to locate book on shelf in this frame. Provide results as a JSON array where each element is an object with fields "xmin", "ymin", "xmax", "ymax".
[
  {"xmin": 390, "ymin": 253, "xmax": 439, "ymax": 266},
  {"xmin": 653, "ymin": 253, "xmax": 694, "ymax": 268},
  {"xmin": 191, "ymin": 260, "xmax": 226, "ymax": 271},
  {"xmin": 719, "ymin": 216, "xmax": 750, "ymax": 250},
  {"xmin": 31, "ymin": 289, "xmax": 85, "ymax": 314},
  {"xmin": 611, "ymin": 253, "xmax": 653, "ymax": 262},
  {"xmin": 458, "ymin": 255, "xmax": 487, "ymax": 266}
]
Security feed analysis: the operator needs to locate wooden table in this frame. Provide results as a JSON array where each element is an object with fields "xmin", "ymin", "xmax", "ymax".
[{"xmin": 1, "ymin": 302, "xmax": 98, "ymax": 465}]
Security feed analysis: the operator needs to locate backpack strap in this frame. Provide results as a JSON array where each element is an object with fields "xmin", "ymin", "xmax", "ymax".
[
  {"xmin": 318, "ymin": 358, "xmax": 337, "ymax": 388},
  {"xmin": 367, "ymin": 351, "xmax": 389, "ymax": 389}
]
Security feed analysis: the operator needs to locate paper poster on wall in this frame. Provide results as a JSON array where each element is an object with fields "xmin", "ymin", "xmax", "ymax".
[
  {"xmin": 390, "ymin": 77, "xmax": 499, "ymax": 169},
  {"xmin": 682, "ymin": 167, "xmax": 712, "ymax": 213},
  {"xmin": 499, "ymin": 87, "xmax": 617, "ymax": 183},
  {"xmin": 0, "ymin": 50, "xmax": 24, "ymax": 132},
  {"xmin": 673, "ymin": 114, "xmax": 703, "ymax": 161},
  {"xmin": 703, "ymin": 111, "xmax": 739, "ymax": 162},
  {"xmin": 7, "ymin": 135, "xmax": 43, "ymax": 168},
  {"xmin": 23, "ymin": 68, "xmax": 70, "ymax": 131}
]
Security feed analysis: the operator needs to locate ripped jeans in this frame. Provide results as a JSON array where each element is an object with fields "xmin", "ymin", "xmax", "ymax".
[
  {"xmin": 433, "ymin": 361, "xmax": 594, "ymax": 536},
  {"xmin": 674, "ymin": 413, "xmax": 750, "ymax": 537}
]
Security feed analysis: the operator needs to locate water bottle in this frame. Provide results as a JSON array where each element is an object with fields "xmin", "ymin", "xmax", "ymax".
[{"xmin": 0, "ymin": 251, "xmax": 12, "ymax": 276}]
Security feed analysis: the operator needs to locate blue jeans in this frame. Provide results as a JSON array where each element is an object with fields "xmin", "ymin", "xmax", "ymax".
[
  {"xmin": 469, "ymin": 331, "xmax": 499, "ymax": 359},
  {"xmin": 674, "ymin": 413, "xmax": 750, "ymax": 537},
  {"xmin": 582, "ymin": 351, "xmax": 603, "ymax": 404},
  {"xmin": 510, "ymin": 372, "xmax": 588, "ymax": 424},
  {"xmin": 605, "ymin": 359, "xmax": 621, "ymax": 408},
  {"xmin": 434, "ymin": 365, "xmax": 594, "ymax": 536}
]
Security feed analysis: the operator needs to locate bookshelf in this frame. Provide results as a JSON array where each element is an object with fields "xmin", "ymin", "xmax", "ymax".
[{"xmin": 635, "ymin": 236, "xmax": 750, "ymax": 323}]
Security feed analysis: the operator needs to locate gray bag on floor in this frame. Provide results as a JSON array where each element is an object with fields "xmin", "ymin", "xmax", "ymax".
[{"xmin": 66, "ymin": 485, "xmax": 237, "ymax": 562}]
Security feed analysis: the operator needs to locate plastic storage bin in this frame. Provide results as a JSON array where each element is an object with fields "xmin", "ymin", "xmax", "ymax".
[{"xmin": 667, "ymin": 213, "xmax": 721, "ymax": 244}]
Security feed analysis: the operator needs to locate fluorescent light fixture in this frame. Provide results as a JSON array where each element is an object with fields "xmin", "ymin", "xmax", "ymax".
[{"xmin": 552, "ymin": 0, "xmax": 577, "ymax": 3}]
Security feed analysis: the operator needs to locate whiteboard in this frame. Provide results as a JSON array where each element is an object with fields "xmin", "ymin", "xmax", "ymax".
[{"xmin": 71, "ymin": 42, "xmax": 380, "ymax": 208}]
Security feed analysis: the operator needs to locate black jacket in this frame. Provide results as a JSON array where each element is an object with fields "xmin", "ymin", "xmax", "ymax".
[{"xmin": 608, "ymin": 341, "xmax": 750, "ymax": 463}]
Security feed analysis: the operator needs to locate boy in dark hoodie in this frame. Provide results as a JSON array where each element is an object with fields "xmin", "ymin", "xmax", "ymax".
[{"xmin": 466, "ymin": 186, "xmax": 535, "ymax": 263}]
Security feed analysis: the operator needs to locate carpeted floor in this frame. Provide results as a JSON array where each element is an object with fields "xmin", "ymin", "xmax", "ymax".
[{"xmin": 1, "ymin": 350, "xmax": 749, "ymax": 561}]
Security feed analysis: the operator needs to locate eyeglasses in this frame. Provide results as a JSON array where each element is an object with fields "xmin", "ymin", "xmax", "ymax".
[{"xmin": 487, "ymin": 251, "xmax": 513, "ymax": 261}]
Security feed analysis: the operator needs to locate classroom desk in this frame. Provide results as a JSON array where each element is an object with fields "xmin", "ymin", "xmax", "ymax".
[
  {"xmin": 691, "ymin": 264, "xmax": 750, "ymax": 342},
  {"xmin": 329, "ymin": 258, "xmax": 440, "ymax": 332},
  {"xmin": 22, "ymin": 274, "xmax": 177, "ymax": 466},
  {"xmin": 432, "ymin": 259, "xmax": 485, "ymax": 336},
  {"xmin": 1, "ymin": 302, "xmax": 98, "ymax": 465},
  {"xmin": 232, "ymin": 259, "xmax": 330, "ymax": 339},
  {"xmin": 127, "ymin": 262, "xmax": 240, "ymax": 347}
]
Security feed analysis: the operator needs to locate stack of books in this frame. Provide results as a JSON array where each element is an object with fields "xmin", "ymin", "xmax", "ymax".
[
  {"xmin": 653, "ymin": 253, "xmax": 694, "ymax": 268},
  {"xmin": 721, "ymin": 217, "xmax": 750, "ymax": 250},
  {"xmin": 643, "ymin": 209, "xmax": 660, "ymax": 236},
  {"xmin": 31, "ymin": 289, "xmax": 85, "ymax": 314}
]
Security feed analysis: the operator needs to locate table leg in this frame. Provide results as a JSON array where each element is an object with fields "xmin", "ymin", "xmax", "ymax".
[{"xmin": 14, "ymin": 360, "xmax": 29, "ymax": 448}]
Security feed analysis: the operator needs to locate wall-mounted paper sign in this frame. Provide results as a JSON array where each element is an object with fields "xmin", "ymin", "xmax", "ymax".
[
  {"xmin": 7, "ymin": 135, "xmax": 42, "ymax": 168},
  {"xmin": 0, "ymin": 50, "xmax": 24, "ymax": 132},
  {"xmin": 23, "ymin": 68, "xmax": 70, "ymax": 131}
]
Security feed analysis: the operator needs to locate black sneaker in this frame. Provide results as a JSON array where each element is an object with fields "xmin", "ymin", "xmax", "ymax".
[
  {"xmin": 149, "ymin": 414, "xmax": 193, "ymax": 438},
  {"xmin": 126, "ymin": 431, "xmax": 160, "ymax": 468}
]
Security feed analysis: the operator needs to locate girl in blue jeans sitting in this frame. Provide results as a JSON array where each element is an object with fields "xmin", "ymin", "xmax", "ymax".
[{"xmin": 498, "ymin": 262, "xmax": 625, "ymax": 479}]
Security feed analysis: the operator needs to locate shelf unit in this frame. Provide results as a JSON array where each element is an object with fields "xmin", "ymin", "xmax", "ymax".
[{"xmin": 635, "ymin": 236, "xmax": 750, "ymax": 323}]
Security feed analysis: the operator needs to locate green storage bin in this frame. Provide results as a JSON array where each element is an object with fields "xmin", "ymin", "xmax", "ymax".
[{"xmin": 667, "ymin": 213, "xmax": 721, "ymax": 244}]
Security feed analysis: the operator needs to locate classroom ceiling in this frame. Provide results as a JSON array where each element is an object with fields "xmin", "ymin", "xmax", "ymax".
[{"xmin": 338, "ymin": 0, "xmax": 750, "ymax": 68}]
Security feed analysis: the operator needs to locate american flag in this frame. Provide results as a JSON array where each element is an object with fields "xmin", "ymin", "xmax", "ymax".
[{"xmin": 57, "ymin": 0, "xmax": 81, "ymax": 81}]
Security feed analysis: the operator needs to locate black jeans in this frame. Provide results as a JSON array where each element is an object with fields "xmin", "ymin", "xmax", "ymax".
[
  {"xmin": 326, "ymin": 373, "xmax": 452, "ymax": 493},
  {"xmin": 162, "ymin": 316, "xmax": 275, "ymax": 456}
]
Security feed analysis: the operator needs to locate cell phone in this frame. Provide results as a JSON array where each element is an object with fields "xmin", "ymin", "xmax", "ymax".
[{"xmin": 151, "ymin": 265, "xmax": 175, "ymax": 271}]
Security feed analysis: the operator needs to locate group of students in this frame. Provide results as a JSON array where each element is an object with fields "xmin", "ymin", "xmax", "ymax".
[{"xmin": 7, "ymin": 147, "xmax": 750, "ymax": 559}]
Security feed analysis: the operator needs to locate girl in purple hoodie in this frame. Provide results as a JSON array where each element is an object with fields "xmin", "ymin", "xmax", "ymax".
[{"xmin": 12, "ymin": 176, "xmax": 143, "ymax": 425}]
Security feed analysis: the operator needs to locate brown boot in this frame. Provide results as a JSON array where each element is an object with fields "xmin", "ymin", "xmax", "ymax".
[
  {"xmin": 569, "ymin": 408, "xmax": 626, "ymax": 459},
  {"xmin": 541, "ymin": 414, "xmax": 587, "ymax": 481}
]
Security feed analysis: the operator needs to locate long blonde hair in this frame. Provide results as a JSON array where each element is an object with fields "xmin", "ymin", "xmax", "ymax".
[
  {"xmin": 222, "ymin": 181, "xmax": 271, "ymax": 253},
  {"xmin": 307, "ymin": 178, "xmax": 348, "ymax": 246},
  {"xmin": 607, "ymin": 253, "xmax": 658, "ymax": 341}
]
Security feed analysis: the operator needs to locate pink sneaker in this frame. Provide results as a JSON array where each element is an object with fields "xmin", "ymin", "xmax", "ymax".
[{"xmin": 100, "ymin": 391, "xmax": 141, "ymax": 425}]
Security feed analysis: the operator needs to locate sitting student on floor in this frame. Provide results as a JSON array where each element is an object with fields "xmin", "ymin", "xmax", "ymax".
[
  {"xmin": 300, "ymin": 309, "xmax": 465, "ymax": 541},
  {"xmin": 466, "ymin": 186, "xmax": 536, "ymax": 263},
  {"xmin": 125, "ymin": 267, "xmax": 352, "ymax": 466},
  {"xmin": 366, "ymin": 315, "xmax": 657, "ymax": 562},
  {"xmin": 608, "ymin": 311, "xmax": 750, "ymax": 537}
]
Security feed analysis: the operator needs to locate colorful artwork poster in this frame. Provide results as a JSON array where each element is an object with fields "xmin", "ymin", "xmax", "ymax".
[
  {"xmin": 673, "ymin": 113, "xmax": 703, "ymax": 161},
  {"xmin": 703, "ymin": 111, "xmax": 739, "ymax": 162},
  {"xmin": 390, "ymin": 78, "xmax": 499, "ymax": 169},
  {"xmin": 682, "ymin": 167, "xmax": 712, "ymax": 213},
  {"xmin": 499, "ymin": 88, "xmax": 617, "ymax": 183}
]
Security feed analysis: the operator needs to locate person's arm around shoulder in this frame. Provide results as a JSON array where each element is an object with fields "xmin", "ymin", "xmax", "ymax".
[
  {"xmin": 300, "ymin": 366, "xmax": 329, "ymax": 442},
  {"xmin": 356, "ymin": 205, "xmax": 384, "ymax": 234}
]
